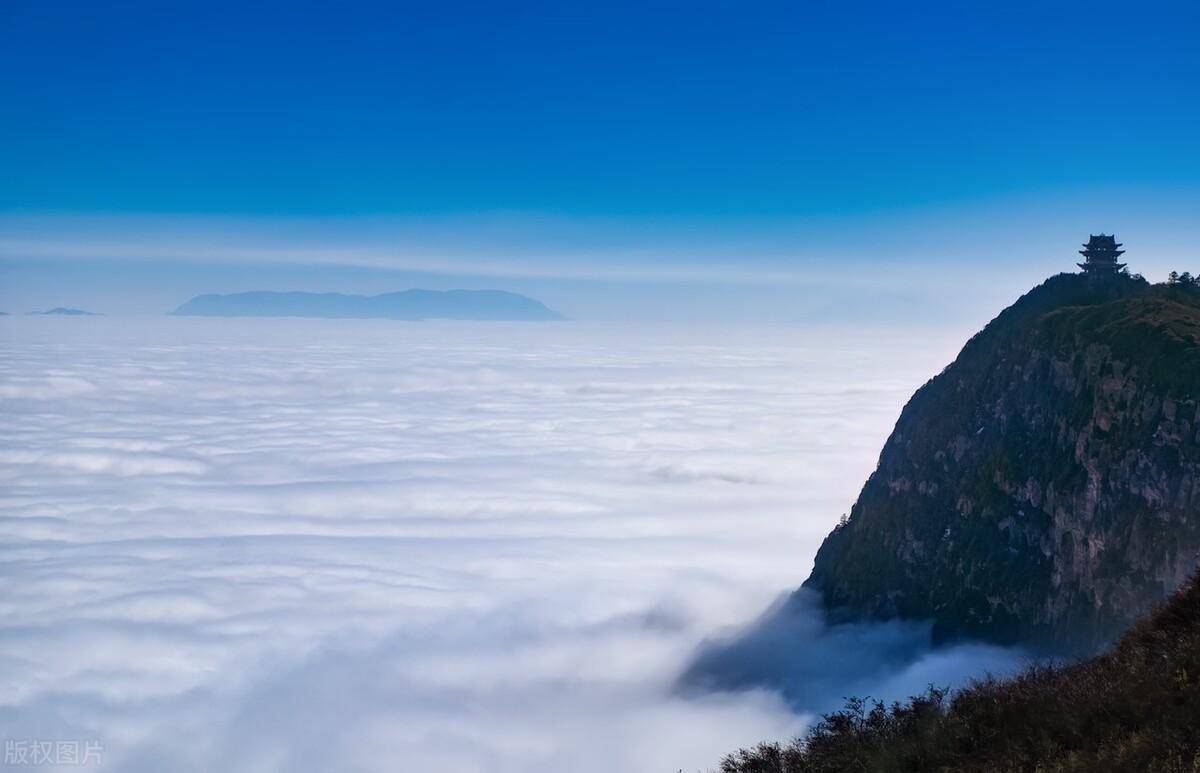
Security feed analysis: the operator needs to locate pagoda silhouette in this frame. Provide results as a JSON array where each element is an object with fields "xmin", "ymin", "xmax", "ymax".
[{"xmin": 1077, "ymin": 234, "xmax": 1127, "ymax": 275}]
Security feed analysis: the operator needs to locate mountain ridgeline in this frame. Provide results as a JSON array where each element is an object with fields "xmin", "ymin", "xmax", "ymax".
[
  {"xmin": 172, "ymin": 289, "xmax": 564, "ymax": 321},
  {"xmin": 805, "ymin": 273, "xmax": 1200, "ymax": 653}
]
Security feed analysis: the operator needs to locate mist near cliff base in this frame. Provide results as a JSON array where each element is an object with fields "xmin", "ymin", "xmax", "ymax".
[
  {"xmin": 680, "ymin": 589, "xmax": 1029, "ymax": 715},
  {"xmin": 2, "ymin": 317, "xmax": 1006, "ymax": 771}
]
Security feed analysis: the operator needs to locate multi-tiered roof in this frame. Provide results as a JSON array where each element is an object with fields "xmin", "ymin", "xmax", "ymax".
[{"xmin": 1077, "ymin": 234, "xmax": 1127, "ymax": 275}]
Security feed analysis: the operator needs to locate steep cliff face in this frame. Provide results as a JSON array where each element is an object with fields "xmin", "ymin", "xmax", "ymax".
[{"xmin": 804, "ymin": 274, "xmax": 1200, "ymax": 652}]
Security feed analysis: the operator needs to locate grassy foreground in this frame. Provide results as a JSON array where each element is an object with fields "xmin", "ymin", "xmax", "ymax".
[{"xmin": 717, "ymin": 570, "xmax": 1200, "ymax": 773}]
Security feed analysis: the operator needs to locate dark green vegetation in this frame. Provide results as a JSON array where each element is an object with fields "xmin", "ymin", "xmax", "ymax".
[
  {"xmin": 806, "ymin": 274, "xmax": 1200, "ymax": 653},
  {"xmin": 717, "ymin": 569, "xmax": 1200, "ymax": 773}
]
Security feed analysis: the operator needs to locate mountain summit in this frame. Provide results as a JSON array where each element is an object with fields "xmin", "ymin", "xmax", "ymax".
[
  {"xmin": 805, "ymin": 270, "xmax": 1200, "ymax": 653},
  {"xmin": 171, "ymin": 289, "xmax": 565, "ymax": 321},
  {"xmin": 28, "ymin": 307, "xmax": 99, "ymax": 316}
]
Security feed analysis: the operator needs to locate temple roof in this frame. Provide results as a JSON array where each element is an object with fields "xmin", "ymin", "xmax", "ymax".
[
  {"xmin": 1082, "ymin": 234, "xmax": 1122, "ymax": 250},
  {"xmin": 1080, "ymin": 233, "xmax": 1125, "ymax": 258}
]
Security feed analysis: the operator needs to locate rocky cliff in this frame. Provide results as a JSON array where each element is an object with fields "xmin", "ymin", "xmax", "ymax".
[{"xmin": 804, "ymin": 273, "xmax": 1200, "ymax": 652}]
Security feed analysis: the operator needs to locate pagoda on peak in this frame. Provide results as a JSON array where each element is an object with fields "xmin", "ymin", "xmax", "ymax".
[{"xmin": 1077, "ymin": 234, "xmax": 1127, "ymax": 275}]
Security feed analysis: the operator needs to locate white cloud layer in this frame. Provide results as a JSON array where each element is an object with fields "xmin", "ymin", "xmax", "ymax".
[{"xmin": 1, "ymin": 317, "xmax": 1011, "ymax": 772}]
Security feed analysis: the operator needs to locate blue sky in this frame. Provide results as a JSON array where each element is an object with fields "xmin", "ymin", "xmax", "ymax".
[{"xmin": 1, "ymin": 0, "xmax": 1197, "ymax": 317}]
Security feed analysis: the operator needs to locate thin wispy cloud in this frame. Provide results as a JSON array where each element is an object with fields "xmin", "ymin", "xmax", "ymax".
[
  {"xmin": 3, "ymin": 189, "xmax": 1196, "ymax": 291},
  {"xmin": 0, "ymin": 211, "xmax": 814, "ymax": 284}
]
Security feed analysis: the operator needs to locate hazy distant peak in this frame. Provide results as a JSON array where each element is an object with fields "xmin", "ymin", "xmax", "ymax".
[
  {"xmin": 28, "ymin": 307, "xmax": 100, "ymax": 316},
  {"xmin": 171, "ymin": 289, "xmax": 565, "ymax": 321}
]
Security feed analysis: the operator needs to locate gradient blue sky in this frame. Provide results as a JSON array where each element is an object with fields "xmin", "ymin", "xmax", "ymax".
[{"xmin": 1, "ymin": 0, "xmax": 1198, "ymax": 318}]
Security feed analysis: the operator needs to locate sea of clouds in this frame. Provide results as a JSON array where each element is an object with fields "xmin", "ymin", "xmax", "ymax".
[{"xmin": 0, "ymin": 318, "xmax": 1026, "ymax": 772}]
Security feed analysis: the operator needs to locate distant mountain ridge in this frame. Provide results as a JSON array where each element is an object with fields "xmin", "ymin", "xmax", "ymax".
[
  {"xmin": 171, "ymin": 289, "xmax": 565, "ymax": 321},
  {"xmin": 29, "ymin": 307, "xmax": 99, "ymax": 316}
]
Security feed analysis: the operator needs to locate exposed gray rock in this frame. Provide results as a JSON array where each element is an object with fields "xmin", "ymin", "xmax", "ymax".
[{"xmin": 805, "ymin": 274, "xmax": 1200, "ymax": 653}]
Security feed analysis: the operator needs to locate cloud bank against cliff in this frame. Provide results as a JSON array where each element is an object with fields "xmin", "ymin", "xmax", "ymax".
[{"xmin": 680, "ymin": 588, "xmax": 1026, "ymax": 714}]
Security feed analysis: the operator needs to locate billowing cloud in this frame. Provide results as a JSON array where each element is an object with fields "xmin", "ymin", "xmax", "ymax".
[
  {"xmin": 1, "ymin": 316, "xmax": 1000, "ymax": 771},
  {"xmin": 681, "ymin": 589, "xmax": 1027, "ymax": 715}
]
